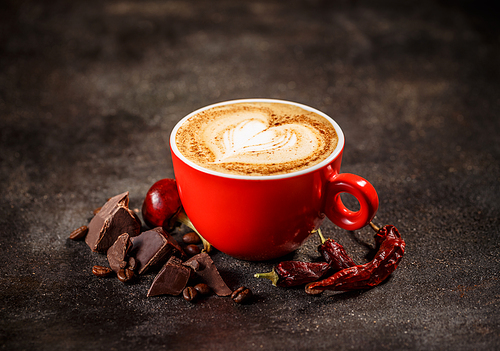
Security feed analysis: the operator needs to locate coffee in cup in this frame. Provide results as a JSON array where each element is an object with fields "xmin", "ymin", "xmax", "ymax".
[{"xmin": 174, "ymin": 101, "xmax": 338, "ymax": 176}]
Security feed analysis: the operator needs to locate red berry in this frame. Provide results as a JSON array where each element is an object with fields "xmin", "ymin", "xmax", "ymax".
[{"xmin": 142, "ymin": 178, "xmax": 182, "ymax": 228}]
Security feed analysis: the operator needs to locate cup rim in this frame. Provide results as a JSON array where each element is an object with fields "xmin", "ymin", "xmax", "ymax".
[{"xmin": 170, "ymin": 98, "xmax": 345, "ymax": 180}]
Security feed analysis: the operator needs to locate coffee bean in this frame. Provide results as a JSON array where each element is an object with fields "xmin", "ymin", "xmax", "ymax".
[
  {"xmin": 69, "ymin": 226, "xmax": 88, "ymax": 240},
  {"xmin": 183, "ymin": 286, "xmax": 198, "ymax": 302},
  {"xmin": 92, "ymin": 265, "xmax": 113, "ymax": 277},
  {"xmin": 182, "ymin": 232, "xmax": 201, "ymax": 245},
  {"xmin": 117, "ymin": 268, "xmax": 134, "ymax": 283},
  {"xmin": 231, "ymin": 286, "xmax": 253, "ymax": 304},
  {"xmin": 194, "ymin": 283, "xmax": 211, "ymax": 296},
  {"xmin": 184, "ymin": 244, "xmax": 201, "ymax": 256},
  {"xmin": 119, "ymin": 260, "xmax": 128, "ymax": 269},
  {"xmin": 128, "ymin": 256, "xmax": 137, "ymax": 271}
]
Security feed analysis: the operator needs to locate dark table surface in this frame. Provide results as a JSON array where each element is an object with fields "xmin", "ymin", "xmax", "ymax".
[{"xmin": 1, "ymin": 1, "xmax": 499, "ymax": 350}]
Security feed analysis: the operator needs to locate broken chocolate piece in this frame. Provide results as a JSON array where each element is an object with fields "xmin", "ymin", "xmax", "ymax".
[
  {"xmin": 147, "ymin": 256, "xmax": 191, "ymax": 297},
  {"xmin": 106, "ymin": 233, "xmax": 132, "ymax": 273},
  {"xmin": 85, "ymin": 192, "xmax": 141, "ymax": 252},
  {"xmin": 184, "ymin": 258, "xmax": 200, "ymax": 272},
  {"xmin": 183, "ymin": 253, "xmax": 232, "ymax": 297},
  {"xmin": 130, "ymin": 227, "xmax": 184, "ymax": 275}
]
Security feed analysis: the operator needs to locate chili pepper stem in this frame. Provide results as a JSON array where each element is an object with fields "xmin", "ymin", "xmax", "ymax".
[
  {"xmin": 369, "ymin": 222, "xmax": 380, "ymax": 233},
  {"xmin": 254, "ymin": 270, "xmax": 279, "ymax": 286},
  {"xmin": 315, "ymin": 228, "xmax": 326, "ymax": 244},
  {"xmin": 176, "ymin": 211, "xmax": 212, "ymax": 253}
]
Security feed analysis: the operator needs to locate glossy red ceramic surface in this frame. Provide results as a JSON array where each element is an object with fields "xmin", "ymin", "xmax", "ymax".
[{"xmin": 170, "ymin": 99, "xmax": 379, "ymax": 261}]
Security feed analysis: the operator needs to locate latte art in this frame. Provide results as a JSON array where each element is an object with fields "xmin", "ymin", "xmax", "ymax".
[
  {"xmin": 211, "ymin": 119, "xmax": 298, "ymax": 163},
  {"xmin": 207, "ymin": 116, "xmax": 320, "ymax": 166},
  {"xmin": 175, "ymin": 102, "xmax": 338, "ymax": 176}
]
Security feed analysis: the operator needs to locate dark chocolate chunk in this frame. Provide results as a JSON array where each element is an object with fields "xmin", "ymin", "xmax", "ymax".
[
  {"xmin": 130, "ymin": 227, "xmax": 184, "ymax": 275},
  {"xmin": 106, "ymin": 233, "xmax": 132, "ymax": 273},
  {"xmin": 147, "ymin": 256, "xmax": 191, "ymax": 297},
  {"xmin": 85, "ymin": 192, "xmax": 141, "ymax": 252},
  {"xmin": 183, "ymin": 258, "xmax": 200, "ymax": 272},
  {"xmin": 183, "ymin": 253, "xmax": 232, "ymax": 297}
]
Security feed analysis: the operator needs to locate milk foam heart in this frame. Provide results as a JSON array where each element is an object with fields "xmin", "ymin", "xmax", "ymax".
[
  {"xmin": 205, "ymin": 114, "xmax": 319, "ymax": 165},
  {"xmin": 175, "ymin": 102, "xmax": 338, "ymax": 176}
]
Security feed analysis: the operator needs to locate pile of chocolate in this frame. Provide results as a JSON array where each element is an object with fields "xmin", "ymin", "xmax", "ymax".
[{"xmin": 69, "ymin": 191, "xmax": 252, "ymax": 304}]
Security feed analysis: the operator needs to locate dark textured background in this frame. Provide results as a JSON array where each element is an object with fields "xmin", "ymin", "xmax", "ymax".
[{"xmin": 1, "ymin": 1, "xmax": 499, "ymax": 350}]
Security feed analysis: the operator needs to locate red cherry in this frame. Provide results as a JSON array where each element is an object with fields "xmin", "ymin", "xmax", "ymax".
[{"xmin": 142, "ymin": 178, "xmax": 182, "ymax": 228}]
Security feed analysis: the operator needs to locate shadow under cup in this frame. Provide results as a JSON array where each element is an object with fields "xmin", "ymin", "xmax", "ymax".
[{"xmin": 170, "ymin": 99, "xmax": 378, "ymax": 261}]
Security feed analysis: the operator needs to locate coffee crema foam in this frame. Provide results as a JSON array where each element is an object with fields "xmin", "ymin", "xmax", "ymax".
[{"xmin": 175, "ymin": 102, "xmax": 338, "ymax": 176}]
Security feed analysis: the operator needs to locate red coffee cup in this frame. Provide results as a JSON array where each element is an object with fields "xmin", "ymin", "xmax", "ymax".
[{"xmin": 170, "ymin": 99, "xmax": 378, "ymax": 261}]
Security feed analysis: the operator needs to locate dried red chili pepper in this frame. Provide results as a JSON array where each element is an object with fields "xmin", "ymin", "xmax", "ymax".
[
  {"xmin": 371, "ymin": 222, "xmax": 400, "ymax": 245},
  {"xmin": 316, "ymin": 229, "xmax": 356, "ymax": 271},
  {"xmin": 305, "ymin": 223, "xmax": 405, "ymax": 294},
  {"xmin": 254, "ymin": 261, "xmax": 331, "ymax": 287}
]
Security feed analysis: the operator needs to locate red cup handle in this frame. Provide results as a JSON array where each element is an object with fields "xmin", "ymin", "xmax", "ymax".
[{"xmin": 324, "ymin": 173, "xmax": 379, "ymax": 231}]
